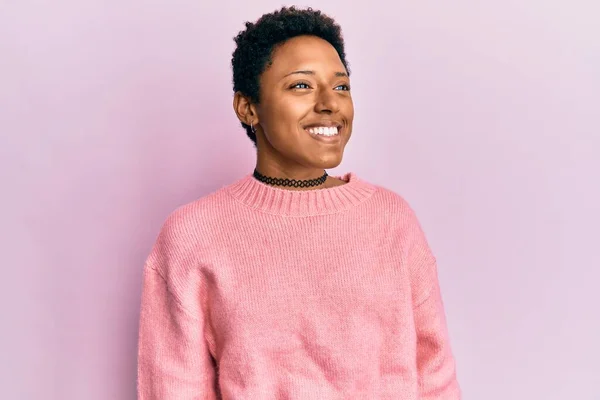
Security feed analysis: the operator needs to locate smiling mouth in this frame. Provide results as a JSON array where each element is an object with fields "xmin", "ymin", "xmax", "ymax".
[
  {"xmin": 303, "ymin": 124, "xmax": 343, "ymax": 143},
  {"xmin": 305, "ymin": 126, "xmax": 341, "ymax": 137}
]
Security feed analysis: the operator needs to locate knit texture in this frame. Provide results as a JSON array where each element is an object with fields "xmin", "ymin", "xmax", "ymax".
[{"xmin": 137, "ymin": 172, "xmax": 461, "ymax": 399}]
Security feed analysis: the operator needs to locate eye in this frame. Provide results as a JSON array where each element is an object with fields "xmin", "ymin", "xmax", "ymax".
[
  {"xmin": 290, "ymin": 82, "xmax": 311, "ymax": 89},
  {"xmin": 335, "ymin": 84, "xmax": 350, "ymax": 91}
]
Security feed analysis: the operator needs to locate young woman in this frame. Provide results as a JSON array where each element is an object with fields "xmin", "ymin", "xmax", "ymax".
[{"xmin": 137, "ymin": 6, "xmax": 461, "ymax": 399}]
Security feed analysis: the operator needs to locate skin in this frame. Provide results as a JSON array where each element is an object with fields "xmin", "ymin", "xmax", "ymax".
[{"xmin": 233, "ymin": 35, "xmax": 354, "ymax": 191}]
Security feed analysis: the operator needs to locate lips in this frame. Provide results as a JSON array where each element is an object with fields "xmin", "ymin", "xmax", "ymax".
[
  {"xmin": 304, "ymin": 127, "xmax": 343, "ymax": 144},
  {"xmin": 302, "ymin": 120, "xmax": 344, "ymax": 143}
]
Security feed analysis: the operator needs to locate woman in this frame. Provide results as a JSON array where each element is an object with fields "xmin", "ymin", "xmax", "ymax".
[{"xmin": 137, "ymin": 6, "xmax": 461, "ymax": 399}]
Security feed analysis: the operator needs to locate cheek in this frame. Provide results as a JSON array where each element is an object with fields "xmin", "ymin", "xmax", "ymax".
[
  {"xmin": 266, "ymin": 97, "xmax": 312, "ymax": 131},
  {"xmin": 280, "ymin": 96, "xmax": 312, "ymax": 119},
  {"xmin": 259, "ymin": 97, "xmax": 311, "ymax": 141},
  {"xmin": 346, "ymin": 96, "xmax": 355, "ymax": 111},
  {"xmin": 342, "ymin": 98, "xmax": 354, "ymax": 121}
]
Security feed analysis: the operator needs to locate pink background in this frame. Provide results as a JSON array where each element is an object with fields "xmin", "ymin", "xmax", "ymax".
[{"xmin": 2, "ymin": 1, "xmax": 599, "ymax": 399}]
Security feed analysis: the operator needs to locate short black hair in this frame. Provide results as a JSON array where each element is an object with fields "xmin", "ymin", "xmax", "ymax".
[{"xmin": 231, "ymin": 6, "xmax": 350, "ymax": 145}]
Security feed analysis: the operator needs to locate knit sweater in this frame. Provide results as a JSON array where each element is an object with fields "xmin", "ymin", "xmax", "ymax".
[{"xmin": 137, "ymin": 171, "xmax": 461, "ymax": 399}]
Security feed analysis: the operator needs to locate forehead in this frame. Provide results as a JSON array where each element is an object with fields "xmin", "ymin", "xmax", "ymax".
[{"xmin": 266, "ymin": 35, "xmax": 345, "ymax": 76}]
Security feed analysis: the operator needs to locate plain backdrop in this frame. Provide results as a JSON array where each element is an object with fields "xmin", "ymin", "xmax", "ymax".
[{"xmin": 1, "ymin": 1, "xmax": 599, "ymax": 399}]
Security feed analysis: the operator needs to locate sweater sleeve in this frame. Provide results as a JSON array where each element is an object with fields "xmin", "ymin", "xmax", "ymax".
[
  {"xmin": 137, "ymin": 264, "xmax": 218, "ymax": 400},
  {"xmin": 403, "ymin": 204, "xmax": 461, "ymax": 399}
]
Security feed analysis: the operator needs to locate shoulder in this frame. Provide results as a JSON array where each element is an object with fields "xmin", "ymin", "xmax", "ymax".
[
  {"xmin": 364, "ymin": 180, "xmax": 421, "ymax": 223},
  {"xmin": 144, "ymin": 184, "xmax": 234, "ymax": 271},
  {"xmin": 358, "ymin": 178, "xmax": 434, "ymax": 246},
  {"xmin": 160, "ymin": 189, "xmax": 226, "ymax": 236},
  {"xmin": 366, "ymin": 180, "xmax": 436, "ymax": 265}
]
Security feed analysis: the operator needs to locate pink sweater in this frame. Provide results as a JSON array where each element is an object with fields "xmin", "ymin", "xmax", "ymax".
[{"xmin": 137, "ymin": 172, "xmax": 461, "ymax": 399}]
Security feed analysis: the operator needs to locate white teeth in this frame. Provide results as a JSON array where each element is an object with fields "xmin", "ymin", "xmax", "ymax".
[{"xmin": 307, "ymin": 126, "xmax": 339, "ymax": 136}]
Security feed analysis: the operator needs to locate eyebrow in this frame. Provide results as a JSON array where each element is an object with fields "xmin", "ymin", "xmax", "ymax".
[{"xmin": 284, "ymin": 70, "xmax": 348, "ymax": 78}]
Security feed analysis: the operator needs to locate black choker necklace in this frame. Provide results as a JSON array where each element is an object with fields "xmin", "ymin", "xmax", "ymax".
[{"xmin": 253, "ymin": 168, "xmax": 328, "ymax": 188}]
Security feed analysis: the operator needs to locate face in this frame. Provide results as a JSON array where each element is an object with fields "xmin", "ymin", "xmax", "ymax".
[{"xmin": 242, "ymin": 35, "xmax": 354, "ymax": 174}]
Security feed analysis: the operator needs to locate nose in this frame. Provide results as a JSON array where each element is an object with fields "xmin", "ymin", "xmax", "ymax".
[{"xmin": 314, "ymin": 87, "xmax": 340, "ymax": 114}]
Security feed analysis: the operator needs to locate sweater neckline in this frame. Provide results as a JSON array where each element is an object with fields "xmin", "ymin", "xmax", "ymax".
[{"xmin": 225, "ymin": 171, "xmax": 377, "ymax": 217}]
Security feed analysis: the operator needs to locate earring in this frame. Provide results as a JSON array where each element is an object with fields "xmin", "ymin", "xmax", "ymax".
[{"xmin": 250, "ymin": 122, "xmax": 256, "ymax": 134}]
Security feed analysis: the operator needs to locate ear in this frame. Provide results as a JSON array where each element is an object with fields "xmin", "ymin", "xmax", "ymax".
[{"xmin": 233, "ymin": 92, "xmax": 259, "ymax": 126}]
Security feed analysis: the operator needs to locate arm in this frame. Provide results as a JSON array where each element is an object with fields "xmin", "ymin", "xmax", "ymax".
[
  {"xmin": 403, "ymin": 204, "xmax": 461, "ymax": 399},
  {"xmin": 137, "ymin": 264, "xmax": 218, "ymax": 399},
  {"xmin": 413, "ymin": 263, "xmax": 461, "ymax": 399}
]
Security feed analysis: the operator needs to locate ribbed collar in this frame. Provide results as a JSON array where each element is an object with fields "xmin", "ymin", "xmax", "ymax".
[{"xmin": 225, "ymin": 172, "xmax": 377, "ymax": 217}]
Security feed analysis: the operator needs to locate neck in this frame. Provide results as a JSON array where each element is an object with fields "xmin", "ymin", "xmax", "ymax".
[
  {"xmin": 254, "ymin": 168, "xmax": 328, "ymax": 190},
  {"xmin": 254, "ymin": 161, "xmax": 332, "ymax": 191},
  {"xmin": 254, "ymin": 132, "xmax": 343, "ymax": 191}
]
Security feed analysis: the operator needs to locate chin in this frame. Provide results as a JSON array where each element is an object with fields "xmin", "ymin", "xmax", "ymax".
[
  {"xmin": 314, "ymin": 154, "xmax": 344, "ymax": 169},
  {"xmin": 291, "ymin": 141, "xmax": 346, "ymax": 169}
]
